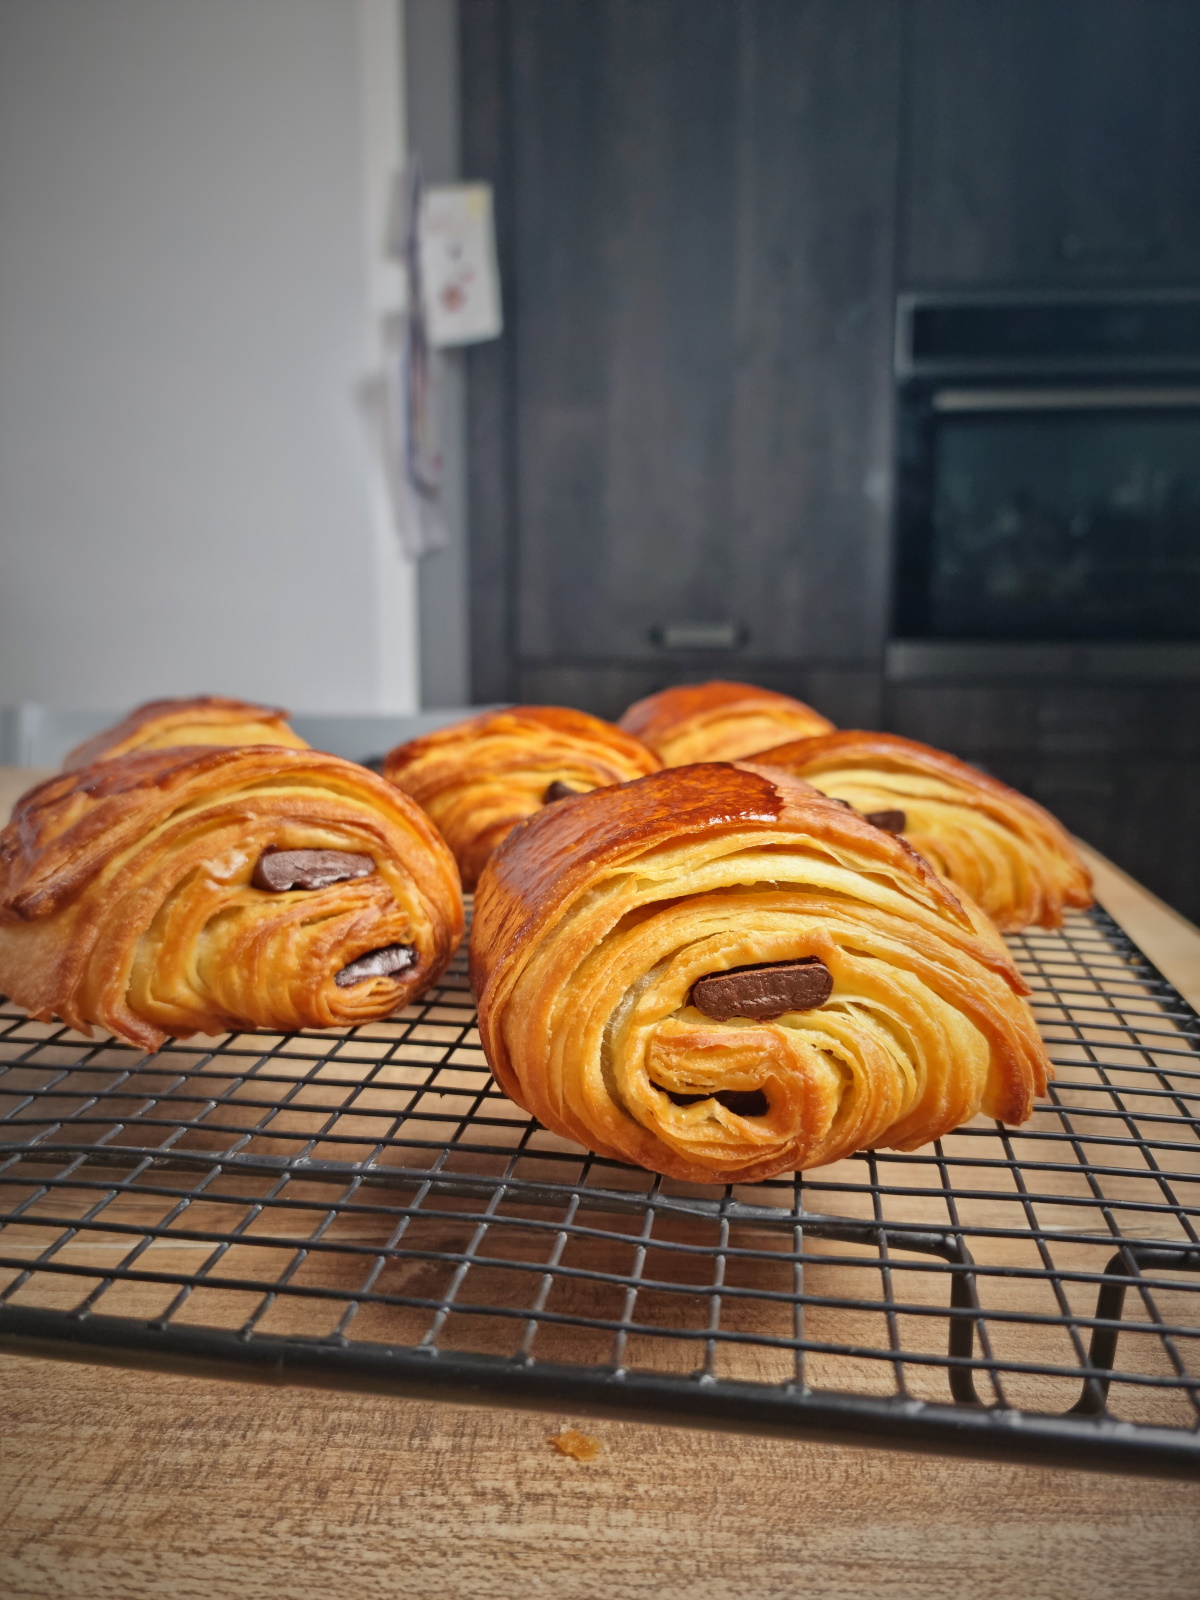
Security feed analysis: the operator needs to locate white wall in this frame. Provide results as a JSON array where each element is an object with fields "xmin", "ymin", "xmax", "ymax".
[{"xmin": 0, "ymin": 0, "xmax": 418, "ymax": 715}]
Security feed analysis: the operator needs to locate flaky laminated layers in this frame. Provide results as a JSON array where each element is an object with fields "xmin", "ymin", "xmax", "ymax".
[
  {"xmin": 756, "ymin": 730, "xmax": 1094, "ymax": 933},
  {"xmin": 0, "ymin": 745, "xmax": 463, "ymax": 1048},
  {"xmin": 64, "ymin": 695, "xmax": 310, "ymax": 770},
  {"xmin": 618, "ymin": 680, "xmax": 834, "ymax": 766},
  {"xmin": 384, "ymin": 705, "xmax": 661, "ymax": 891},
  {"xmin": 471, "ymin": 763, "xmax": 1051, "ymax": 1185}
]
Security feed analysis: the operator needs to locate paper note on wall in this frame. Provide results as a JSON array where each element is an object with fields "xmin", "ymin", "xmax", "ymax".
[{"xmin": 419, "ymin": 183, "xmax": 503, "ymax": 348}]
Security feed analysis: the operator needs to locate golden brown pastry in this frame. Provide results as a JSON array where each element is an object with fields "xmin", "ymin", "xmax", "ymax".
[
  {"xmin": 754, "ymin": 730, "xmax": 1093, "ymax": 933},
  {"xmin": 471, "ymin": 763, "xmax": 1051, "ymax": 1184},
  {"xmin": 64, "ymin": 695, "xmax": 309, "ymax": 769},
  {"xmin": 383, "ymin": 706, "xmax": 661, "ymax": 891},
  {"xmin": 0, "ymin": 745, "xmax": 463, "ymax": 1048},
  {"xmin": 618, "ymin": 680, "xmax": 834, "ymax": 765}
]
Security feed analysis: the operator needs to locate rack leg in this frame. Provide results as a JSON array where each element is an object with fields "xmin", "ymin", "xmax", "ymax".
[
  {"xmin": 947, "ymin": 1251, "xmax": 984, "ymax": 1406},
  {"xmin": 1070, "ymin": 1246, "xmax": 1200, "ymax": 1416}
]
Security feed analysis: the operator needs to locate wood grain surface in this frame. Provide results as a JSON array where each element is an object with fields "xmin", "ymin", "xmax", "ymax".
[
  {"xmin": 3, "ymin": 1350, "xmax": 1200, "ymax": 1600},
  {"xmin": 1, "ymin": 766, "xmax": 1199, "ymax": 1596}
]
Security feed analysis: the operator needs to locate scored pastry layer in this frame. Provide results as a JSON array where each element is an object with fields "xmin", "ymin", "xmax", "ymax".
[
  {"xmin": 0, "ymin": 745, "xmax": 463, "ymax": 1047},
  {"xmin": 471, "ymin": 763, "xmax": 1051, "ymax": 1185},
  {"xmin": 755, "ymin": 730, "xmax": 1094, "ymax": 932},
  {"xmin": 384, "ymin": 706, "xmax": 661, "ymax": 891},
  {"xmin": 618, "ymin": 680, "xmax": 834, "ymax": 766},
  {"xmin": 64, "ymin": 695, "xmax": 309, "ymax": 769}
]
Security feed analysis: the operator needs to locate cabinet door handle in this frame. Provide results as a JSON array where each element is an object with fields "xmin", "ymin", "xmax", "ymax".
[
  {"xmin": 651, "ymin": 622, "xmax": 747, "ymax": 651},
  {"xmin": 933, "ymin": 385, "xmax": 1200, "ymax": 412}
]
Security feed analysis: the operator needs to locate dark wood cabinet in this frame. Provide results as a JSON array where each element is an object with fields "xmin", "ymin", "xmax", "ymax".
[
  {"xmin": 460, "ymin": 1, "xmax": 1200, "ymax": 920},
  {"xmin": 464, "ymin": 0, "xmax": 901, "ymax": 709},
  {"xmin": 886, "ymin": 682, "xmax": 1200, "ymax": 761},
  {"xmin": 1017, "ymin": 759, "xmax": 1200, "ymax": 924},
  {"xmin": 902, "ymin": 0, "xmax": 1200, "ymax": 287},
  {"xmin": 887, "ymin": 677, "xmax": 1200, "ymax": 921}
]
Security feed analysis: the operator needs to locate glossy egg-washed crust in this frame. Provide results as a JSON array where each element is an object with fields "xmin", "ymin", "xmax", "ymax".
[
  {"xmin": 64, "ymin": 695, "xmax": 310, "ymax": 770},
  {"xmin": 0, "ymin": 745, "xmax": 463, "ymax": 1048},
  {"xmin": 383, "ymin": 706, "xmax": 661, "ymax": 891},
  {"xmin": 471, "ymin": 763, "xmax": 1051, "ymax": 1185},
  {"xmin": 618, "ymin": 680, "xmax": 834, "ymax": 766},
  {"xmin": 755, "ymin": 730, "xmax": 1093, "ymax": 933}
]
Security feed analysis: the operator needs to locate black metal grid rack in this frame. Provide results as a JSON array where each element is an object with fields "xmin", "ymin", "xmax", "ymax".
[{"xmin": 2, "ymin": 906, "xmax": 1199, "ymax": 1478}]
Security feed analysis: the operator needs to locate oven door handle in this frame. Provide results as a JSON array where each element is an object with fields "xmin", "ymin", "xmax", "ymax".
[{"xmin": 932, "ymin": 385, "xmax": 1200, "ymax": 412}]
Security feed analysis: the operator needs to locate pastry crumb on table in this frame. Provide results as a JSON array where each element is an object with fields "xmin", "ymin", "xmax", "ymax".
[{"xmin": 548, "ymin": 1428, "xmax": 604, "ymax": 1463}]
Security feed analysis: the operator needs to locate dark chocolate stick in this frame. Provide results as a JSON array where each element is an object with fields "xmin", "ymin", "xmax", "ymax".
[
  {"xmin": 253, "ymin": 849, "xmax": 375, "ymax": 892},
  {"xmin": 334, "ymin": 944, "xmax": 416, "ymax": 987},
  {"xmin": 665, "ymin": 1087, "xmax": 770, "ymax": 1117},
  {"xmin": 864, "ymin": 809, "xmax": 907, "ymax": 834},
  {"xmin": 691, "ymin": 958, "xmax": 833, "ymax": 1021},
  {"xmin": 543, "ymin": 780, "xmax": 583, "ymax": 804}
]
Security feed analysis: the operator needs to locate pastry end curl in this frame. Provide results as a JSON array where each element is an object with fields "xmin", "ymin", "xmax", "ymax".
[{"xmin": 0, "ymin": 745, "xmax": 463, "ymax": 1048}]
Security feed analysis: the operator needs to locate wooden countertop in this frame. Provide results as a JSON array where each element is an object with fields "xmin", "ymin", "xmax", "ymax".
[{"xmin": 1, "ymin": 765, "xmax": 1198, "ymax": 1598}]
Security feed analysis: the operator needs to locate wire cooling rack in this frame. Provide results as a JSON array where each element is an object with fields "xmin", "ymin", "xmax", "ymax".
[{"xmin": 1, "ymin": 905, "xmax": 1199, "ymax": 1478}]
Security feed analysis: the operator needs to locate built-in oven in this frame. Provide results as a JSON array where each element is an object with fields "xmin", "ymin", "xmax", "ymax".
[{"xmin": 893, "ymin": 293, "xmax": 1200, "ymax": 642}]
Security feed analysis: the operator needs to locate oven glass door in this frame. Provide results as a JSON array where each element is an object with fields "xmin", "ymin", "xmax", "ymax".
[{"xmin": 901, "ymin": 388, "xmax": 1200, "ymax": 641}]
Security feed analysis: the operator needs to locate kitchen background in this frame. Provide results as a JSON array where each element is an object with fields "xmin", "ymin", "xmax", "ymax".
[{"xmin": 2, "ymin": 0, "xmax": 1199, "ymax": 919}]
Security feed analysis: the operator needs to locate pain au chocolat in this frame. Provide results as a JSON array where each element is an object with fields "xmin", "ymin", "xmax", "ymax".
[
  {"xmin": 0, "ymin": 745, "xmax": 463, "ymax": 1048},
  {"xmin": 754, "ymin": 730, "xmax": 1093, "ymax": 933},
  {"xmin": 618, "ymin": 680, "xmax": 833, "ymax": 766},
  {"xmin": 470, "ymin": 763, "xmax": 1050, "ymax": 1185},
  {"xmin": 63, "ymin": 695, "xmax": 309, "ymax": 770},
  {"xmin": 383, "ymin": 707, "xmax": 660, "ymax": 891}
]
